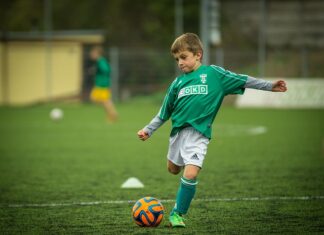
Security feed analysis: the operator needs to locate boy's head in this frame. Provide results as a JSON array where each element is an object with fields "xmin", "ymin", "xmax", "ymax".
[
  {"xmin": 171, "ymin": 33, "xmax": 204, "ymax": 73},
  {"xmin": 90, "ymin": 45, "xmax": 103, "ymax": 61},
  {"xmin": 171, "ymin": 33, "xmax": 203, "ymax": 60}
]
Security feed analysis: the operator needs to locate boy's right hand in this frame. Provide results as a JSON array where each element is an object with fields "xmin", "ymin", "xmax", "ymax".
[
  {"xmin": 272, "ymin": 80, "xmax": 287, "ymax": 92},
  {"xmin": 137, "ymin": 129, "xmax": 150, "ymax": 141}
]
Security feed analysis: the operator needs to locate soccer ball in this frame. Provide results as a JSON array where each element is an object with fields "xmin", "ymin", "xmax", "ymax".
[
  {"xmin": 50, "ymin": 108, "xmax": 63, "ymax": 121},
  {"xmin": 132, "ymin": 197, "xmax": 164, "ymax": 227}
]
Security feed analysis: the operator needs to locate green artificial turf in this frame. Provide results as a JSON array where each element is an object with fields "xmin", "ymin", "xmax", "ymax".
[{"xmin": 0, "ymin": 99, "xmax": 323, "ymax": 234}]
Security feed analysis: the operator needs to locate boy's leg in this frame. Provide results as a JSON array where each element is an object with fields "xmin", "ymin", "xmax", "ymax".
[
  {"xmin": 183, "ymin": 164, "xmax": 200, "ymax": 180},
  {"xmin": 172, "ymin": 165, "xmax": 200, "ymax": 215},
  {"xmin": 167, "ymin": 160, "xmax": 182, "ymax": 175},
  {"xmin": 90, "ymin": 88, "xmax": 117, "ymax": 122},
  {"xmin": 169, "ymin": 164, "xmax": 200, "ymax": 227},
  {"xmin": 167, "ymin": 127, "xmax": 208, "ymax": 227},
  {"xmin": 170, "ymin": 128, "xmax": 209, "ymax": 227},
  {"xmin": 103, "ymin": 99, "xmax": 118, "ymax": 122}
]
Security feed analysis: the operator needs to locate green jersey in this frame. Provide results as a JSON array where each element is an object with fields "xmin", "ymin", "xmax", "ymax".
[
  {"xmin": 158, "ymin": 65, "xmax": 248, "ymax": 139},
  {"xmin": 95, "ymin": 57, "xmax": 111, "ymax": 88}
]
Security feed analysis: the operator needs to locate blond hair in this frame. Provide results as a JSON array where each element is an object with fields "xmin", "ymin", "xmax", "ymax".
[{"xmin": 171, "ymin": 33, "xmax": 203, "ymax": 56}]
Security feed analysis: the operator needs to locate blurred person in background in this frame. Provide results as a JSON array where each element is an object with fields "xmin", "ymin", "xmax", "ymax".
[{"xmin": 89, "ymin": 46, "xmax": 118, "ymax": 122}]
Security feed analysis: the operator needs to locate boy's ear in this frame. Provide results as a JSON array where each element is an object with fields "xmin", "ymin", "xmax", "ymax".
[{"xmin": 196, "ymin": 51, "xmax": 203, "ymax": 61}]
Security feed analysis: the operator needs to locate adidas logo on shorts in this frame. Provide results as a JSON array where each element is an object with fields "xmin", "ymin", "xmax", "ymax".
[{"xmin": 191, "ymin": 154, "xmax": 199, "ymax": 160}]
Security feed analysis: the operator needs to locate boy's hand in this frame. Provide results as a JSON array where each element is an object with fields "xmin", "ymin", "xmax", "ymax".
[
  {"xmin": 137, "ymin": 129, "xmax": 150, "ymax": 141},
  {"xmin": 272, "ymin": 80, "xmax": 287, "ymax": 92}
]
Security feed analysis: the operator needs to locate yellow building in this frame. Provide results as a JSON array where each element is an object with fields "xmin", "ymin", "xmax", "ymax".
[{"xmin": 0, "ymin": 31, "xmax": 104, "ymax": 105}]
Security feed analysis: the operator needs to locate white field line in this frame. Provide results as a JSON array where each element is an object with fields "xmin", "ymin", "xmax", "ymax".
[
  {"xmin": 214, "ymin": 125, "xmax": 268, "ymax": 136},
  {"xmin": 3, "ymin": 196, "xmax": 324, "ymax": 208}
]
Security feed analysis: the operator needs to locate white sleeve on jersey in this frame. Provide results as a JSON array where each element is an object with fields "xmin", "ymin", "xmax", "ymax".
[
  {"xmin": 244, "ymin": 76, "xmax": 273, "ymax": 91},
  {"xmin": 143, "ymin": 115, "xmax": 165, "ymax": 136}
]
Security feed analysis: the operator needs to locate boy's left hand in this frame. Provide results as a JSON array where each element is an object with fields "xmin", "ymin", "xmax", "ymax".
[{"xmin": 272, "ymin": 80, "xmax": 287, "ymax": 92}]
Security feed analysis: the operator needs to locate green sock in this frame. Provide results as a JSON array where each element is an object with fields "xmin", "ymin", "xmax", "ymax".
[{"xmin": 171, "ymin": 176, "xmax": 197, "ymax": 215}]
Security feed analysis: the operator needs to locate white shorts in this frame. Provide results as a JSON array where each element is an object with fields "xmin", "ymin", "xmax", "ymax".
[{"xmin": 167, "ymin": 127, "xmax": 209, "ymax": 168}]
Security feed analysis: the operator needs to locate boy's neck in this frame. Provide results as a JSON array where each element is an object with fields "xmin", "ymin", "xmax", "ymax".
[
  {"xmin": 185, "ymin": 63, "xmax": 202, "ymax": 74},
  {"xmin": 194, "ymin": 62, "xmax": 202, "ymax": 71}
]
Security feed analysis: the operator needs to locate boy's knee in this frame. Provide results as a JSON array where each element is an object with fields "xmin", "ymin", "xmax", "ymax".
[
  {"xmin": 168, "ymin": 166, "xmax": 181, "ymax": 175},
  {"xmin": 183, "ymin": 172, "xmax": 198, "ymax": 180},
  {"xmin": 183, "ymin": 165, "xmax": 200, "ymax": 180},
  {"xmin": 167, "ymin": 160, "xmax": 182, "ymax": 175}
]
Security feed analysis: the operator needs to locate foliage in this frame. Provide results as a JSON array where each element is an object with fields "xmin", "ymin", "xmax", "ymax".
[{"xmin": 1, "ymin": 0, "xmax": 200, "ymax": 47}]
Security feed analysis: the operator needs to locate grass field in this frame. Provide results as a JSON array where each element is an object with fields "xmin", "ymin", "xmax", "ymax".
[{"xmin": 0, "ymin": 99, "xmax": 324, "ymax": 234}]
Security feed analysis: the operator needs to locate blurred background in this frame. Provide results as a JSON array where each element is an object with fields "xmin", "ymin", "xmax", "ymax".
[
  {"xmin": 0, "ymin": 2, "xmax": 324, "ymax": 233},
  {"xmin": 0, "ymin": 0, "xmax": 323, "ymax": 106}
]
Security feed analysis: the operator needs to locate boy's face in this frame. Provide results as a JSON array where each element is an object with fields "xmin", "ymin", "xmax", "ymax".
[
  {"xmin": 90, "ymin": 49, "xmax": 100, "ymax": 61},
  {"xmin": 173, "ymin": 50, "xmax": 202, "ymax": 73}
]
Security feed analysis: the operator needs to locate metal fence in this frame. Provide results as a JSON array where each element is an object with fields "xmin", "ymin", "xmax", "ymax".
[
  {"xmin": 99, "ymin": 46, "xmax": 323, "ymax": 101},
  {"xmin": 82, "ymin": 0, "xmax": 324, "ymax": 101}
]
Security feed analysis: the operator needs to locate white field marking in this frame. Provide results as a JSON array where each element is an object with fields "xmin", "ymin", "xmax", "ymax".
[
  {"xmin": 247, "ymin": 126, "xmax": 267, "ymax": 135},
  {"xmin": 3, "ymin": 196, "xmax": 324, "ymax": 208},
  {"xmin": 214, "ymin": 124, "xmax": 268, "ymax": 137}
]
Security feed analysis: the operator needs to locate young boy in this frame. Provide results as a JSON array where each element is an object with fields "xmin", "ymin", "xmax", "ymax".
[
  {"xmin": 89, "ymin": 46, "xmax": 118, "ymax": 122},
  {"xmin": 137, "ymin": 33, "xmax": 287, "ymax": 227}
]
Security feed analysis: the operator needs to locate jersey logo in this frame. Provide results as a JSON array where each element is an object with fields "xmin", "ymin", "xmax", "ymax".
[
  {"xmin": 178, "ymin": 85, "xmax": 208, "ymax": 98},
  {"xmin": 200, "ymin": 74, "xmax": 207, "ymax": 84},
  {"xmin": 191, "ymin": 154, "xmax": 199, "ymax": 160}
]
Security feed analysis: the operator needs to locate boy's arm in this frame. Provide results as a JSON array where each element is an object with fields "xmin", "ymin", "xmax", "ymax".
[
  {"xmin": 143, "ymin": 115, "xmax": 165, "ymax": 136},
  {"xmin": 244, "ymin": 76, "xmax": 287, "ymax": 92},
  {"xmin": 137, "ymin": 79, "xmax": 177, "ymax": 141},
  {"xmin": 137, "ymin": 115, "xmax": 166, "ymax": 141}
]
